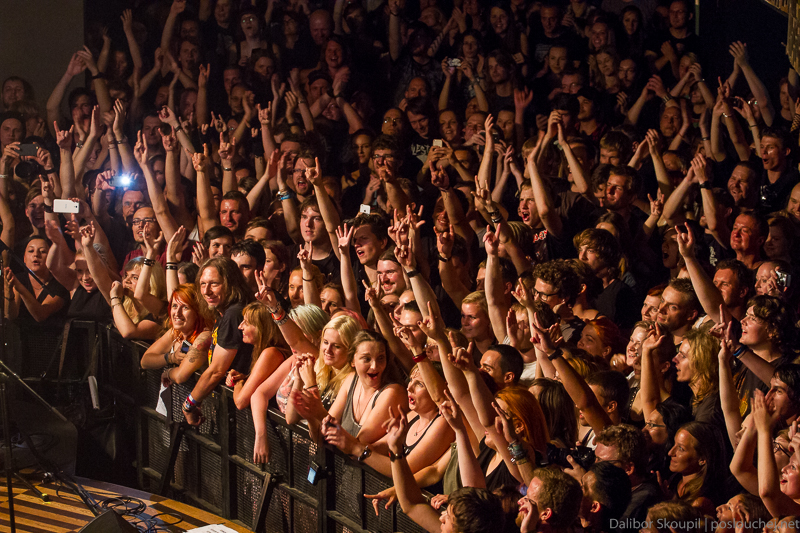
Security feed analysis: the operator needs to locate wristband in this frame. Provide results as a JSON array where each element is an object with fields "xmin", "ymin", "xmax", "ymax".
[
  {"xmin": 111, "ymin": 296, "xmax": 122, "ymax": 302},
  {"xmin": 303, "ymin": 384, "xmax": 318, "ymax": 391},
  {"xmin": 142, "ymin": 258, "xmax": 156, "ymax": 267},
  {"xmin": 389, "ymin": 449, "xmax": 406, "ymax": 462},
  {"xmin": 46, "ymin": 168, "xmax": 58, "ymax": 174},
  {"xmin": 166, "ymin": 265, "xmax": 178, "ymax": 271},
  {"xmin": 277, "ymin": 191, "xmax": 292, "ymax": 201},
  {"xmin": 0, "ymin": 174, "xmax": 7, "ymax": 179},
  {"xmin": 722, "ymin": 112, "xmax": 731, "ymax": 119},
  {"xmin": 222, "ymin": 166, "xmax": 232, "ymax": 172},
  {"xmin": 749, "ymin": 124, "xmax": 758, "ymax": 129},
  {"xmin": 405, "ymin": 269, "xmax": 420, "ymax": 278},
  {"xmin": 91, "ymin": 72, "xmax": 105, "ymax": 80},
  {"xmin": 412, "ymin": 352, "xmax": 427, "ymax": 363},
  {"xmin": 732, "ymin": 345, "xmax": 747, "ymax": 359},
  {"xmin": 173, "ymin": 123, "xmax": 183, "ymax": 133},
  {"xmin": 547, "ymin": 348, "xmax": 563, "ymax": 361},
  {"xmin": 698, "ymin": 181, "xmax": 712, "ymax": 190},
  {"xmin": 76, "ymin": 141, "xmax": 84, "ymax": 149},
  {"xmin": 43, "ymin": 204, "xmax": 54, "ymax": 213},
  {"xmin": 115, "ymin": 137, "xmax": 128, "ymax": 145},
  {"xmin": 438, "ymin": 254, "xmax": 451, "ymax": 262},
  {"xmin": 662, "ymin": 95, "xmax": 673, "ymax": 103},
  {"xmin": 274, "ymin": 313, "xmax": 291, "ymax": 326}
]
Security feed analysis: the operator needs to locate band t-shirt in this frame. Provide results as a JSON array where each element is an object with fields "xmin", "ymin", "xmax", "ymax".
[{"xmin": 208, "ymin": 302, "xmax": 253, "ymax": 375}]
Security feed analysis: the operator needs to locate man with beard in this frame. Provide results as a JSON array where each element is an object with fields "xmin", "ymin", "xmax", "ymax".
[{"xmin": 183, "ymin": 257, "xmax": 253, "ymax": 426}]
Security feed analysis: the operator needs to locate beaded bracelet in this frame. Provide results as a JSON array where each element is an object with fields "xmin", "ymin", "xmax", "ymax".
[{"xmin": 142, "ymin": 258, "xmax": 156, "ymax": 267}]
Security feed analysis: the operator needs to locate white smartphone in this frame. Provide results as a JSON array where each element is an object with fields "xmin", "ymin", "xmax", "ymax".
[
  {"xmin": 432, "ymin": 139, "xmax": 443, "ymax": 148},
  {"xmin": 53, "ymin": 199, "xmax": 80, "ymax": 214}
]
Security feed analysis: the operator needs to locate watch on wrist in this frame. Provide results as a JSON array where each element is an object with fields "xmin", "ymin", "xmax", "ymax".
[
  {"xmin": 698, "ymin": 181, "xmax": 712, "ymax": 190},
  {"xmin": 547, "ymin": 348, "xmax": 564, "ymax": 361},
  {"xmin": 357, "ymin": 445, "xmax": 372, "ymax": 462},
  {"xmin": 389, "ymin": 449, "xmax": 406, "ymax": 462}
]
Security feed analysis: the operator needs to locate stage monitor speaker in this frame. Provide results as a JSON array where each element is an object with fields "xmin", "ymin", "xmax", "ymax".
[{"xmin": 78, "ymin": 510, "xmax": 138, "ymax": 532}]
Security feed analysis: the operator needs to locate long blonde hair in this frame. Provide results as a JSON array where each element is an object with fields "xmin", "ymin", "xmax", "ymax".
[
  {"xmin": 314, "ymin": 315, "xmax": 360, "ymax": 397},
  {"xmin": 242, "ymin": 302, "xmax": 286, "ymax": 372},
  {"xmin": 122, "ymin": 258, "xmax": 166, "ymax": 324}
]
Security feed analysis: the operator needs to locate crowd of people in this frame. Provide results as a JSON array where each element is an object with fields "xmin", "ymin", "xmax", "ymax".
[{"xmin": 2, "ymin": 0, "xmax": 800, "ymax": 531}]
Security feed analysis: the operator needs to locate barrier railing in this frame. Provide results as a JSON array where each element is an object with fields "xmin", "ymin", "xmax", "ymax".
[{"xmin": 92, "ymin": 330, "xmax": 430, "ymax": 533}]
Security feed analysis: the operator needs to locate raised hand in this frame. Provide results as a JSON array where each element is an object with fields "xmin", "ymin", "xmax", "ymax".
[
  {"xmin": 530, "ymin": 312, "xmax": 563, "ymax": 353},
  {"xmin": 80, "ymin": 221, "xmax": 96, "ymax": 248},
  {"xmin": 166, "ymin": 226, "xmax": 187, "ymax": 263},
  {"xmin": 436, "ymin": 223, "xmax": 455, "ymax": 259},
  {"xmin": 483, "ymin": 225, "xmax": 500, "ymax": 256},
  {"xmin": 297, "ymin": 241, "xmax": 313, "ymax": 271},
  {"xmin": 448, "ymin": 342, "xmax": 477, "ymax": 373},
  {"xmin": 336, "ymin": 223, "xmax": 354, "ymax": 252},
  {"xmin": 439, "ymin": 388, "xmax": 465, "ymax": 431},
  {"xmin": 647, "ymin": 191, "xmax": 664, "ymax": 219},
  {"xmin": 674, "ymin": 223, "xmax": 695, "ymax": 258},
  {"xmin": 211, "ymin": 111, "xmax": 226, "ymax": 134},
  {"xmin": 54, "ymin": 123, "xmax": 74, "ymax": 151},
  {"xmin": 257, "ymin": 102, "xmax": 272, "ymax": 128},
  {"xmin": 418, "ymin": 301, "xmax": 446, "ymax": 343},
  {"xmin": 192, "ymin": 241, "xmax": 208, "ymax": 266},
  {"xmin": 362, "ymin": 279, "xmax": 382, "ymax": 306},
  {"xmin": 385, "ymin": 406, "xmax": 409, "ymax": 454},
  {"xmin": 66, "ymin": 52, "xmax": 87, "ymax": 78},
  {"xmin": 729, "ymin": 41, "xmax": 750, "ymax": 67},
  {"xmin": 143, "ymin": 222, "xmax": 164, "ymax": 255},
  {"xmin": 304, "ymin": 157, "xmax": 322, "ymax": 187},
  {"xmin": 218, "ymin": 132, "xmax": 236, "ymax": 164},
  {"xmin": 133, "ymin": 130, "xmax": 149, "ymax": 166},
  {"xmin": 192, "ymin": 143, "xmax": 210, "ymax": 172}
]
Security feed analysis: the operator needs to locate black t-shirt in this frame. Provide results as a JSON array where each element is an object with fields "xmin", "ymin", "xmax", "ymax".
[
  {"xmin": 209, "ymin": 302, "xmax": 253, "ymax": 375},
  {"xmin": 68, "ymin": 286, "xmax": 111, "ymax": 322},
  {"xmin": 760, "ymin": 168, "xmax": 800, "ymax": 214},
  {"xmin": 14, "ymin": 274, "xmax": 69, "ymax": 331},
  {"xmin": 287, "ymin": 244, "xmax": 340, "ymax": 282},
  {"xmin": 595, "ymin": 279, "xmax": 641, "ymax": 331}
]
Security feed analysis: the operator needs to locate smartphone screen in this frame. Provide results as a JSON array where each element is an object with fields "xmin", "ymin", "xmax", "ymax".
[{"xmin": 181, "ymin": 340, "xmax": 192, "ymax": 353}]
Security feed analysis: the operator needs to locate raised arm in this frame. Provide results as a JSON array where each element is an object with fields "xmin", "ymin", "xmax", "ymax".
[
  {"xmin": 388, "ymin": 0, "xmax": 403, "ymax": 62},
  {"xmin": 132, "ymin": 222, "xmax": 167, "ymax": 317},
  {"xmin": 559, "ymin": 124, "xmax": 589, "ymax": 194},
  {"xmin": 730, "ymin": 42, "xmax": 776, "ymax": 127},
  {"xmin": 676, "ymin": 222, "xmax": 727, "ymax": 323},
  {"xmin": 165, "ymin": 226, "xmax": 187, "ymax": 298},
  {"xmin": 639, "ymin": 324, "xmax": 669, "ymax": 422},
  {"xmin": 483, "ymin": 227, "xmax": 511, "ymax": 342},
  {"xmin": 46, "ymin": 53, "xmax": 86, "ymax": 135},
  {"xmin": 386, "ymin": 411, "xmax": 442, "ymax": 533},
  {"xmin": 754, "ymin": 390, "xmax": 800, "ymax": 516},
  {"xmin": 717, "ymin": 320, "xmax": 743, "ymax": 447},
  {"xmin": 336, "ymin": 224, "xmax": 360, "ymax": 313},
  {"xmin": 730, "ymin": 417, "xmax": 759, "ymax": 495},
  {"xmin": 44, "ymin": 221, "xmax": 77, "ymax": 292},
  {"xmin": 193, "ymin": 144, "xmax": 219, "ymax": 237},
  {"xmin": 532, "ymin": 318, "xmax": 612, "ymax": 435},
  {"xmin": 134, "ymin": 131, "xmax": 179, "ymax": 241},
  {"xmin": 527, "ymin": 147, "xmax": 563, "ymax": 237}
]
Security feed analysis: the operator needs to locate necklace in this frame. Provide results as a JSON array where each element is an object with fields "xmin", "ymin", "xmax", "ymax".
[
  {"xmin": 353, "ymin": 381, "xmax": 372, "ymax": 422},
  {"xmin": 413, "ymin": 415, "xmax": 434, "ymax": 437}
]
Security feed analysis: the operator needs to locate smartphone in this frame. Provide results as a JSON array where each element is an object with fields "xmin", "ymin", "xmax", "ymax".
[
  {"xmin": 432, "ymin": 139, "xmax": 443, "ymax": 148},
  {"xmin": 181, "ymin": 340, "xmax": 192, "ymax": 354},
  {"xmin": 776, "ymin": 270, "xmax": 792, "ymax": 290},
  {"xmin": 113, "ymin": 174, "xmax": 132, "ymax": 188},
  {"xmin": 18, "ymin": 143, "xmax": 39, "ymax": 157},
  {"xmin": 307, "ymin": 461, "xmax": 323, "ymax": 485},
  {"xmin": 53, "ymin": 199, "xmax": 80, "ymax": 214}
]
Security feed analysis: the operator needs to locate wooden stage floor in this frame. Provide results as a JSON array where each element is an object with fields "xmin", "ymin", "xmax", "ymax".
[{"xmin": 0, "ymin": 471, "xmax": 252, "ymax": 532}]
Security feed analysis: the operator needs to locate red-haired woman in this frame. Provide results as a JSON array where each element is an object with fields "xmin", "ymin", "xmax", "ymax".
[{"xmin": 140, "ymin": 283, "xmax": 213, "ymax": 384}]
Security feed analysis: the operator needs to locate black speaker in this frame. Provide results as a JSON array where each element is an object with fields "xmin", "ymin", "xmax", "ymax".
[{"xmin": 78, "ymin": 510, "xmax": 138, "ymax": 532}]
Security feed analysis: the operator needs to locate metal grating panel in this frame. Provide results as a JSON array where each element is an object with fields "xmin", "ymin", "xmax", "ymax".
[
  {"xmin": 334, "ymin": 457, "xmax": 362, "ymax": 525},
  {"xmin": 293, "ymin": 499, "xmax": 318, "ymax": 533},
  {"xmin": 147, "ymin": 418, "xmax": 169, "ymax": 474},
  {"xmin": 364, "ymin": 471, "xmax": 393, "ymax": 533},
  {"xmin": 233, "ymin": 463, "xmax": 263, "ymax": 528}
]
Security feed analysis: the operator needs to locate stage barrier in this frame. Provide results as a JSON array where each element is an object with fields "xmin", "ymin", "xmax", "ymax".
[{"xmin": 94, "ymin": 329, "xmax": 431, "ymax": 533}]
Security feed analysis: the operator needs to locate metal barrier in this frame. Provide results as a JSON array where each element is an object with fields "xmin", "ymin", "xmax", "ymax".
[{"xmin": 90, "ymin": 331, "xmax": 431, "ymax": 533}]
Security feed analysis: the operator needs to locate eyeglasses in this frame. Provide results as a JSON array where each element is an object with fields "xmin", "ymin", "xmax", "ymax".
[
  {"xmin": 372, "ymin": 154, "xmax": 395, "ymax": 162},
  {"xmin": 774, "ymin": 441, "xmax": 792, "ymax": 457},
  {"xmin": 132, "ymin": 218, "xmax": 156, "ymax": 227},
  {"xmin": 532, "ymin": 288, "xmax": 559, "ymax": 300},
  {"xmin": 383, "ymin": 118, "xmax": 400, "ymax": 125},
  {"xmin": 645, "ymin": 422, "xmax": 666, "ymax": 429},
  {"xmin": 241, "ymin": 16, "xmax": 257, "ymax": 24}
]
